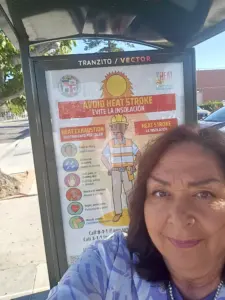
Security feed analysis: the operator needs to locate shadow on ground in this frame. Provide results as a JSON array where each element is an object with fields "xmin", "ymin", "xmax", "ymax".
[{"xmin": 12, "ymin": 290, "xmax": 49, "ymax": 300}]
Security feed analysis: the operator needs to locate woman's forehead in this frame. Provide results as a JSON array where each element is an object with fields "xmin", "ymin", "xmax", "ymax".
[{"xmin": 151, "ymin": 142, "xmax": 223, "ymax": 179}]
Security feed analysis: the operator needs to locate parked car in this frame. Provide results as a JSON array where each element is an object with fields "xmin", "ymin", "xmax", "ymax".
[
  {"xmin": 197, "ymin": 106, "xmax": 210, "ymax": 120},
  {"xmin": 199, "ymin": 106, "xmax": 225, "ymax": 131}
]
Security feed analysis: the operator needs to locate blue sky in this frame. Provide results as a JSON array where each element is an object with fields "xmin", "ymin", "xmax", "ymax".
[
  {"xmin": 74, "ymin": 31, "xmax": 225, "ymax": 70},
  {"xmin": 194, "ymin": 31, "xmax": 225, "ymax": 69}
]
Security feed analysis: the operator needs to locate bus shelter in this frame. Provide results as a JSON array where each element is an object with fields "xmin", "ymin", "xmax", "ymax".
[{"xmin": 1, "ymin": 0, "xmax": 225, "ymax": 287}]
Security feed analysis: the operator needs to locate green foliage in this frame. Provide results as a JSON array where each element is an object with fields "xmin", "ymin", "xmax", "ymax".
[
  {"xmin": 0, "ymin": 31, "xmax": 76, "ymax": 115},
  {"xmin": 33, "ymin": 40, "xmax": 77, "ymax": 56},
  {"xmin": 56, "ymin": 40, "xmax": 76, "ymax": 55},
  {"xmin": 7, "ymin": 95, "xmax": 26, "ymax": 116},
  {"xmin": 200, "ymin": 101, "xmax": 223, "ymax": 112},
  {"xmin": 83, "ymin": 39, "xmax": 135, "ymax": 52},
  {"xmin": 0, "ymin": 31, "xmax": 23, "ymax": 101}
]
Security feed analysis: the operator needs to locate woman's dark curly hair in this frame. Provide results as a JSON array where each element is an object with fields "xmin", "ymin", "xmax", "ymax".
[{"xmin": 127, "ymin": 125, "xmax": 225, "ymax": 283}]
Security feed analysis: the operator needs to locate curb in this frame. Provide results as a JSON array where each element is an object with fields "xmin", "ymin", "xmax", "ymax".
[
  {"xmin": 0, "ymin": 117, "xmax": 28, "ymax": 124},
  {"xmin": 0, "ymin": 140, "xmax": 19, "ymax": 162}
]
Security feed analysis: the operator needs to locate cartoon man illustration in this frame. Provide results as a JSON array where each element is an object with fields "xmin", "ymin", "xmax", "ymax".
[{"xmin": 101, "ymin": 114, "xmax": 141, "ymax": 222}]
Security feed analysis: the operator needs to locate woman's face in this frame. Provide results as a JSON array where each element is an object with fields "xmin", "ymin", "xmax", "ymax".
[{"xmin": 144, "ymin": 142, "xmax": 225, "ymax": 276}]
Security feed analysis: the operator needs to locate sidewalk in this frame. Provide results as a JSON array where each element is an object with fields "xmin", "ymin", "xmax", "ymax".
[
  {"xmin": 0, "ymin": 196, "xmax": 50, "ymax": 300},
  {"xmin": 0, "ymin": 137, "xmax": 34, "ymax": 174},
  {"xmin": 0, "ymin": 136, "xmax": 49, "ymax": 299},
  {"xmin": 0, "ymin": 140, "xmax": 19, "ymax": 161}
]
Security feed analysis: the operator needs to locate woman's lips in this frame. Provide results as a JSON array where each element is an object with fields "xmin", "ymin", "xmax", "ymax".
[{"xmin": 168, "ymin": 237, "xmax": 202, "ymax": 248}]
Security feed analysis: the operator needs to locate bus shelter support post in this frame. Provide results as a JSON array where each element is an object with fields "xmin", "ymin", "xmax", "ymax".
[{"xmin": 19, "ymin": 40, "xmax": 62, "ymax": 287}]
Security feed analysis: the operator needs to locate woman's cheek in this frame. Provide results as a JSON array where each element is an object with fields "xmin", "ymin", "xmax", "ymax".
[
  {"xmin": 146, "ymin": 203, "xmax": 169, "ymax": 239},
  {"xmin": 144, "ymin": 201, "xmax": 160, "ymax": 229}
]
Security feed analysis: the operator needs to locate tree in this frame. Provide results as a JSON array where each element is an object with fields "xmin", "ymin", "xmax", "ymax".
[
  {"xmin": 7, "ymin": 95, "xmax": 26, "ymax": 116},
  {"xmin": 0, "ymin": 32, "xmax": 77, "ymax": 192},
  {"xmin": 0, "ymin": 32, "xmax": 23, "ymax": 107},
  {"xmin": 83, "ymin": 39, "xmax": 135, "ymax": 53},
  {"xmin": 0, "ymin": 30, "xmax": 76, "ymax": 115}
]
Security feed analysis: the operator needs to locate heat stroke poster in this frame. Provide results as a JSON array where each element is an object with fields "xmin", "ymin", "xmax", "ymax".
[{"xmin": 45, "ymin": 53, "xmax": 185, "ymax": 264}]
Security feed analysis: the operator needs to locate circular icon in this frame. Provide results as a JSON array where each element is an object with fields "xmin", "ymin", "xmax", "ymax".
[
  {"xmin": 63, "ymin": 158, "xmax": 79, "ymax": 172},
  {"xmin": 61, "ymin": 143, "xmax": 77, "ymax": 157},
  {"xmin": 69, "ymin": 216, "xmax": 85, "ymax": 229},
  {"xmin": 64, "ymin": 173, "xmax": 80, "ymax": 187},
  {"xmin": 59, "ymin": 75, "xmax": 80, "ymax": 97},
  {"xmin": 66, "ymin": 188, "xmax": 82, "ymax": 201},
  {"xmin": 67, "ymin": 202, "xmax": 83, "ymax": 215}
]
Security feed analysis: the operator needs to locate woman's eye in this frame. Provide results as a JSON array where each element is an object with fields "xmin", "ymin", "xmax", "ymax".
[
  {"xmin": 152, "ymin": 191, "xmax": 169, "ymax": 198},
  {"xmin": 195, "ymin": 191, "xmax": 214, "ymax": 200}
]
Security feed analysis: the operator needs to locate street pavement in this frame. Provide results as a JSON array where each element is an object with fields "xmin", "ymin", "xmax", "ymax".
[
  {"xmin": 0, "ymin": 119, "xmax": 30, "ymax": 162},
  {"xmin": 0, "ymin": 119, "xmax": 29, "ymax": 144},
  {"xmin": 0, "ymin": 118, "xmax": 34, "ymax": 176},
  {"xmin": 0, "ymin": 120, "xmax": 49, "ymax": 300}
]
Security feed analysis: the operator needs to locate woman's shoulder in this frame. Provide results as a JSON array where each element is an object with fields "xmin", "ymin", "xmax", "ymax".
[
  {"xmin": 83, "ymin": 230, "xmax": 130, "ymax": 272},
  {"xmin": 47, "ymin": 231, "xmax": 131, "ymax": 299},
  {"xmin": 64, "ymin": 230, "xmax": 131, "ymax": 280}
]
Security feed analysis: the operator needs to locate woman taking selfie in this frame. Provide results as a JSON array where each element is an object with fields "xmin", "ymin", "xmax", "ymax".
[{"xmin": 47, "ymin": 125, "xmax": 225, "ymax": 300}]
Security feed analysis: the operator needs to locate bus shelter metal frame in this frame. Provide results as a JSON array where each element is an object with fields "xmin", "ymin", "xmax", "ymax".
[{"xmin": 23, "ymin": 46, "xmax": 197, "ymax": 287}]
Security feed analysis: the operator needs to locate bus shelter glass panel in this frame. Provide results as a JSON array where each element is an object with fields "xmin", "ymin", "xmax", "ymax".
[{"xmin": 44, "ymin": 50, "xmax": 185, "ymax": 264}]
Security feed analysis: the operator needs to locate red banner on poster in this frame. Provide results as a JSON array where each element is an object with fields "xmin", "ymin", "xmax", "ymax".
[
  {"xmin": 60, "ymin": 125, "xmax": 106, "ymax": 142},
  {"xmin": 135, "ymin": 118, "xmax": 178, "ymax": 135},
  {"xmin": 58, "ymin": 94, "xmax": 176, "ymax": 119}
]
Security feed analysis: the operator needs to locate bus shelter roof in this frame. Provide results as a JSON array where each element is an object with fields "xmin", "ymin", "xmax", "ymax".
[{"xmin": 0, "ymin": 0, "xmax": 225, "ymax": 49}]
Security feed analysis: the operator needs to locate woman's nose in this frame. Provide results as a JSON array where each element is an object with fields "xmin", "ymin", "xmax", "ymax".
[{"xmin": 167, "ymin": 198, "xmax": 195, "ymax": 228}]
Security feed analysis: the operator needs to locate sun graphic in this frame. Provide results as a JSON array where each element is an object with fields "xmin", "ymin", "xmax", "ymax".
[{"xmin": 101, "ymin": 72, "xmax": 133, "ymax": 98}]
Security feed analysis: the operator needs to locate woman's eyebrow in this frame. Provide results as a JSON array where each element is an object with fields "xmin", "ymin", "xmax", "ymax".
[
  {"xmin": 150, "ymin": 175, "xmax": 170, "ymax": 185},
  {"xmin": 188, "ymin": 178, "xmax": 221, "ymax": 187},
  {"xmin": 149, "ymin": 176, "xmax": 221, "ymax": 187}
]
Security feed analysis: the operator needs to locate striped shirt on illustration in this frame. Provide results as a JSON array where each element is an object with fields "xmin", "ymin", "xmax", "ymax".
[{"xmin": 102, "ymin": 137, "xmax": 139, "ymax": 168}]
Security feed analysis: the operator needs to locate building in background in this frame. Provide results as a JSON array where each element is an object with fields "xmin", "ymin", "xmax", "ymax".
[{"xmin": 197, "ymin": 69, "xmax": 225, "ymax": 104}]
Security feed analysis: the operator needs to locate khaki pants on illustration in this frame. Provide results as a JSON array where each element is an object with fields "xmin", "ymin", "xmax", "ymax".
[{"xmin": 111, "ymin": 170, "xmax": 133, "ymax": 215}]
